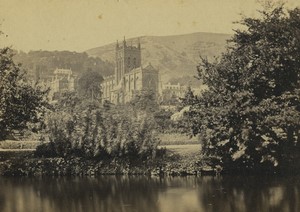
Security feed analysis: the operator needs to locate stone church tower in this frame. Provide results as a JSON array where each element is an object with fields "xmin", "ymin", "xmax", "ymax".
[
  {"xmin": 101, "ymin": 37, "xmax": 159, "ymax": 104},
  {"xmin": 115, "ymin": 37, "xmax": 141, "ymax": 84}
]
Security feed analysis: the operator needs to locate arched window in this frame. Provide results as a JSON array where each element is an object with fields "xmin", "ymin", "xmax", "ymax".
[{"xmin": 133, "ymin": 58, "xmax": 136, "ymax": 68}]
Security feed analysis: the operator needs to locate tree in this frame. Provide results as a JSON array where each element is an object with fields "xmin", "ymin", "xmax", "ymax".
[
  {"xmin": 180, "ymin": 86, "xmax": 197, "ymax": 107},
  {"xmin": 0, "ymin": 48, "xmax": 49, "ymax": 140},
  {"xmin": 184, "ymin": 5, "xmax": 300, "ymax": 173},
  {"xmin": 53, "ymin": 91, "xmax": 83, "ymax": 113},
  {"xmin": 161, "ymin": 89, "xmax": 180, "ymax": 106},
  {"xmin": 129, "ymin": 89, "xmax": 159, "ymax": 114},
  {"xmin": 77, "ymin": 69, "xmax": 103, "ymax": 101}
]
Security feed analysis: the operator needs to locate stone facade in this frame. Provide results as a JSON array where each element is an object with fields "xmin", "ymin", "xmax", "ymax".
[
  {"xmin": 101, "ymin": 38, "xmax": 159, "ymax": 104},
  {"xmin": 162, "ymin": 82, "xmax": 188, "ymax": 100},
  {"xmin": 161, "ymin": 82, "xmax": 207, "ymax": 105},
  {"xmin": 36, "ymin": 68, "xmax": 76, "ymax": 101},
  {"xmin": 50, "ymin": 69, "xmax": 75, "ymax": 94}
]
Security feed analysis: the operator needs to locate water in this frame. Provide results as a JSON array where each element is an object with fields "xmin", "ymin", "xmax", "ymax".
[{"xmin": 0, "ymin": 175, "xmax": 299, "ymax": 212}]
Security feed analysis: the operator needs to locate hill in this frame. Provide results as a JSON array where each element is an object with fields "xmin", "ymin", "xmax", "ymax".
[
  {"xmin": 86, "ymin": 32, "xmax": 231, "ymax": 82},
  {"xmin": 13, "ymin": 51, "xmax": 114, "ymax": 80}
]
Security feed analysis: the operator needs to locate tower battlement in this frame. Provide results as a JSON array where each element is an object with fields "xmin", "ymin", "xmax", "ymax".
[{"xmin": 115, "ymin": 38, "xmax": 142, "ymax": 84}]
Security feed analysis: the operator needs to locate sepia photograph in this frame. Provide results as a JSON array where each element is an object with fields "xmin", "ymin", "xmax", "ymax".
[{"xmin": 0, "ymin": 0, "xmax": 300, "ymax": 211}]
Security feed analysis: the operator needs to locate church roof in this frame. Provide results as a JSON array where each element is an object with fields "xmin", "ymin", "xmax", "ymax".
[
  {"xmin": 143, "ymin": 63, "xmax": 158, "ymax": 72},
  {"xmin": 126, "ymin": 63, "xmax": 158, "ymax": 74}
]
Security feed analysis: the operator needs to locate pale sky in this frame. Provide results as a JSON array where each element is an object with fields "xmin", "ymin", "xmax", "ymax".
[{"xmin": 0, "ymin": 0, "xmax": 299, "ymax": 52}]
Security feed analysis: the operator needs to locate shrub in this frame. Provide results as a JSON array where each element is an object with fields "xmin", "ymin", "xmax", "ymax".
[{"xmin": 37, "ymin": 100, "xmax": 161, "ymax": 161}]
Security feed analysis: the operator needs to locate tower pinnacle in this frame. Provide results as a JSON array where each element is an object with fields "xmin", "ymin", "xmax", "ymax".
[
  {"xmin": 123, "ymin": 36, "xmax": 126, "ymax": 46},
  {"xmin": 138, "ymin": 38, "xmax": 141, "ymax": 49}
]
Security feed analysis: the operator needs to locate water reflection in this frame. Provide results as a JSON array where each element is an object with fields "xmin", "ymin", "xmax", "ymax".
[
  {"xmin": 0, "ymin": 175, "xmax": 299, "ymax": 212},
  {"xmin": 196, "ymin": 176, "xmax": 300, "ymax": 212}
]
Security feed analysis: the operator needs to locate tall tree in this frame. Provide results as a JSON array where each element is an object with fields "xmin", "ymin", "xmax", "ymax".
[
  {"xmin": 129, "ymin": 89, "xmax": 159, "ymax": 114},
  {"xmin": 0, "ymin": 48, "xmax": 49, "ymax": 140},
  {"xmin": 77, "ymin": 69, "xmax": 103, "ymax": 101},
  {"xmin": 180, "ymin": 86, "xmax": 197, "ymax": 106},
  {"xmin": 184, "ymin": 5, "xmax": 300, "ymax": 173}
]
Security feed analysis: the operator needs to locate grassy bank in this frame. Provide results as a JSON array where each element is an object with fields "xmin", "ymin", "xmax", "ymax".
[
  {"xmin": 0, "ymin": 134, "xmax": 206, "ymax": 176},
  {"xmin": 1, "ymin": 143, "xmax": 295, "ymax": 176},
  {"xmin": 0, "ymin": 133, "xmax": 199, "ymax": 149},
  {"xmin": 0, "ymin": 144, "xmax": 216, "ymax": 177}
]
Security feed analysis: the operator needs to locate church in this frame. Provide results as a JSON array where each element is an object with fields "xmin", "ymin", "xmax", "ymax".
[{"xmin": 101, "ymin": 38, "xmax": 159, "ymax": 104}]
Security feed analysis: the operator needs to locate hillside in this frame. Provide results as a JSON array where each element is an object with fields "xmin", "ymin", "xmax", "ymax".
[
  {"xmin": 86, "ymin": 32, "xmax": 231, "ymax": 82},
  {"xmin": 13, "ymin": 51, "xmax": 114, "ymax": 80}
]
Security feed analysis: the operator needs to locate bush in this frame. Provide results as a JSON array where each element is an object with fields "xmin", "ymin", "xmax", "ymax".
[
  {"xmin": 37, "ymin": 100, "xmax": 161, "ymax": 161},
  {"xmin": 35, "ymin": 143, "xmax": 57, "ymax": 158}
]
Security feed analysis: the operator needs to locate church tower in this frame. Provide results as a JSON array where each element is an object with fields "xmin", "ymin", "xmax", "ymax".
[{"xmin": 115, "ymin": 37, "xmax": 141, "ymax": 84}]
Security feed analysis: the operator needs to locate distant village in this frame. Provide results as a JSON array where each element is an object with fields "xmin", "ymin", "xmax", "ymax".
[{"xmin": 34, "ymin": 38, "xmax": 204, "ymax": 108}]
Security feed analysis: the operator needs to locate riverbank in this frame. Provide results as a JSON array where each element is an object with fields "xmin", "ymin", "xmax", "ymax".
[
  {"xmin": 0, "ymin": 144, "xmax": 217, "ymax": 177},
  {"xmin": 2, "ymin": 141, "xmax": 295, "ymax": 176},
  {"xmin": 0, "ymin": 134, "xmax": 198, "ymax": 149}
]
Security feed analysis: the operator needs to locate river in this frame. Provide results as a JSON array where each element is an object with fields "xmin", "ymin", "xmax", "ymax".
[{"xmin": 0, "ymin": 175, "xmax": 299, "ymax": 212}]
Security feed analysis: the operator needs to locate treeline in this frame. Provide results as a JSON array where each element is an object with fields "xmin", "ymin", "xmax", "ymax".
[{"xmin": 13, "ymin": 50, "xmax": 114, "ymax": 79}]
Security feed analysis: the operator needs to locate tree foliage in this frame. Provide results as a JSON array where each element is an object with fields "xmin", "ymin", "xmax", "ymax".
[
  {"xmin": 77, "ymin": 69, "xmax": 103, "ymax": 101},
  {"xmin": 180, "ymin": 86, "xmax": 198, "ymax": 107},
  {"xmin": 13, "ymin": 50, "xmax": 114, "ymax": 79},
  {"xmin": 129, "ymin": 89, "xmax": 159, "ymax": 114},
  {"xmin": 128, "ymin": 89, "xmax": 177, "ymax": 133},
  {"xmin": 183, "ymin": 5, "xmax": 300, "ymax": 173},
  {"xmin": 0, "ymin": 48, "xmax": 49, "ymax": 140},
  {"xmin": 39, "ymin": 94, "xmax": 160, "ymax": 160}
]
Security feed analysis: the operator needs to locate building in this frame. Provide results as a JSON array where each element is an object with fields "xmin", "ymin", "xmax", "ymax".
[
  {"xmin": 101, "ymin": 38, "xmax": 159, "ymax": 104},
  {"xmin": 35, "ymin": 68, "xmax": 76, "ymax": 101},
  {"xmin": 35, "ymin": 67, "xmax": 77, "ymax": 102},
  {"xmin": 160, "ymin": 82, "xmax": 207, "ymax": 108},
  {"xmin": 49, "ymin": 68, "xmax": 76, "ymax": 99},
  {"xmin": 162, "ymin": 82, "xmax": 188, "ymax": 100}
]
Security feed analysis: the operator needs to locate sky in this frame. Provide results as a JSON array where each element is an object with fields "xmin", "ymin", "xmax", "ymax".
[{"xmin": 0, "ymin": 0, "xmax": 299, "ymax": 52}]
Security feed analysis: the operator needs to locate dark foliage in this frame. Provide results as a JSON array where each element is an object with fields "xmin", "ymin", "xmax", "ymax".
[
  {"xmin": 0, "ymin": 48, "xmax": 49, "ymax": 140},
  {"xmin": 77, "ymin": 69, "xmax": 103, "ymax": 101},
  {"xmin": 182, "ymin": 5, "xmax": 300, "ymax": 173}
]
